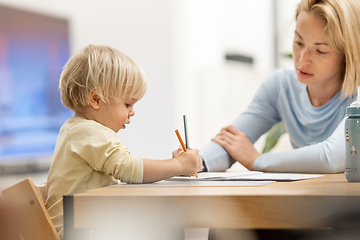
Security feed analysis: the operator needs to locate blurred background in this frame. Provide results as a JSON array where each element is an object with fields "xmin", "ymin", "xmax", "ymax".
[{"xmin": 0, "ymin": 0, "xmax": 299, "ymax": 190}]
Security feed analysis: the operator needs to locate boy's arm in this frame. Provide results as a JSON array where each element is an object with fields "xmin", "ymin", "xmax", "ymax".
[{"xmin": 142, "ymin": 149, "xmax": 200, "ymax": 183}]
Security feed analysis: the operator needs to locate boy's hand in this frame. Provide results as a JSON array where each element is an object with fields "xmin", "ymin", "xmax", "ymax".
[
  {"xmin": 196, "ymin": 156, "xmax": 205, "ymax": 172},
  {"xmin": 189, "ymin": 148, "xmax": 204, "ymax": 173},
  {"xmin": 175, "ymin": 148, "xmax": 201, "ymax": 176},
  {"xmin": 172, "ymin": 146, "xmax": 183, "ymax": 158}
]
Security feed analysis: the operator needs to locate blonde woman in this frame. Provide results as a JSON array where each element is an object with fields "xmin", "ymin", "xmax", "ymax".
[
  {"xmin": 201, "ymin": 0, "xmax": 360, "ymax": 173},
  {"xmin": 45, "ymin": 45, "xmax": 201, "ymax": 237}
]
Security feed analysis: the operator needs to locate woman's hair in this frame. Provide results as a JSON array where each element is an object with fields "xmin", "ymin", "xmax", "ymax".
[
  {"xmin": 296, "ymin": 0, "xmax": 360, "ymax": 97},
  {"xmin": 59, "ymin": 44, "xmax": 147, "ymax": 112}
]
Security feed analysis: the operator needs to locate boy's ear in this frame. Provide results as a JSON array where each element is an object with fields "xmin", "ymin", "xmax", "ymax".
[{"xmin": 89, "ymin": 88, "xmax": 101, "ymax": 110}]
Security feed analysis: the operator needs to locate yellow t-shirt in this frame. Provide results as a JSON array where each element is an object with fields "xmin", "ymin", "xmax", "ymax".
[{"xmin": 45, "ymin": 116, "xmax": 143, "ymax": 235}]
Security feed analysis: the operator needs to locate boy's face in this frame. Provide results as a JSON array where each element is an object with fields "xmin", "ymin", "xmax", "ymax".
[{"xmin": 97, "ymin": 96, "xmax": 138, "ymax": 133}]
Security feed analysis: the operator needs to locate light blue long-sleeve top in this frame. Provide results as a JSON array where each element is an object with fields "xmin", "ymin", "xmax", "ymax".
[{"xmin": 200, "ymin": 68, "xmax": 355, "ymax": 173}]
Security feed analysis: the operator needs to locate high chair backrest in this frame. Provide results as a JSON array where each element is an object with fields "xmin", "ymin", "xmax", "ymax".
[{"xmin": 2, "ymin": 177, "xmax": 60, "ymax": 240}]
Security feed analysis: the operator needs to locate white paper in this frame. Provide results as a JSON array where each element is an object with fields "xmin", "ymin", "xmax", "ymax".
[
  {"xmin": 166, "ymin": 171, "xmax": 263, "ymax": 181},
  {"xmin": 166, "ymin": 172, "xmax": 323, "ymax": 182},
  {"xmin": 228, "ymin": 173, "xmax": 323, "ymax": 181},
  {"xmin": 109, "ymin": 180, "xmax": 274, "ymax": 187}
]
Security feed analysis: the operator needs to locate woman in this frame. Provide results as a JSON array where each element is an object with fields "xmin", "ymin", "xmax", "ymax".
[{"xmin": 200, "ymin": 0, "xmax": 360, "ymax": 173}]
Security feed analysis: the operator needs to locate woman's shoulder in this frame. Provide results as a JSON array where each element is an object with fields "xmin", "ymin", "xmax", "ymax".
[
  {"xmin": 260, "ymin": 68, "xmax": 298, "ymax": 95},
  {"xmin": 266, "ymin": 68, "xmax": 297, "ymax": 85}
]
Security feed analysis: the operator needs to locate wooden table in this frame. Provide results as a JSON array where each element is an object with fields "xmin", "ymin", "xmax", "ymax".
[{"xmin": 63, "ymin": 173, "xmax": 360, "ymax": 240}]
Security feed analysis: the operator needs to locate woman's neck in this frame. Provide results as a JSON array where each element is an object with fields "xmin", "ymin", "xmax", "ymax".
[{"xmin": 307, "ymin": 82, "xmax": 342, "ymax": 107}]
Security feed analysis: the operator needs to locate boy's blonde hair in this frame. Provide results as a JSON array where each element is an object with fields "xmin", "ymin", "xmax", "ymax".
[
  {"xmin": 59, "ymin": 44, "xmax": 147, "ymax": 112},
  {"xmin": 296, "ymin": 0, "xmax": 360, "ymax": 97}
]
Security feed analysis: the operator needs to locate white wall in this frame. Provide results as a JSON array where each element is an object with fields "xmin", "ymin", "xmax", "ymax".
[
  {"xmin": 173, "ymin": 0, "xmax": 275, "ymax": 148},
  {"xmin": 0, "ymin": 0, "xmax": 300, "ymax": 168},
  {"xmin": 277, "ymin": 0, "xmax": 300, "ymax": 69}
]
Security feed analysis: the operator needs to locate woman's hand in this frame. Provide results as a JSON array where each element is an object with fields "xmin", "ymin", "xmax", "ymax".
[{"xmin": 211, "ymin": 125, "xmax": 261, "ymax": 170}]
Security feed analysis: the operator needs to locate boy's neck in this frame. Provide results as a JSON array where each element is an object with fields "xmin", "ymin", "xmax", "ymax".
[
  {"xmin": 74, "ymin": 112, "xmax": 84, "ymax": 118},
  {"xmin": 75, "ymin": 108, "xmax": 94, "ymax": 121}
]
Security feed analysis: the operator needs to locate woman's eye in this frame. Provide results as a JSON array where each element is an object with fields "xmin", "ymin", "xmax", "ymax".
[
  {"xmin": 317, "ymin": 50, "xmax": 327, "ymax": 54},
  {"xmin": 295, "ymin": 41, "xmax": 303, "ymax": 46}
]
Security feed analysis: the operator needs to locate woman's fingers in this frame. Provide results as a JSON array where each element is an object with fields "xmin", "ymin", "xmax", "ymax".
[{"xmin": 222, "ymin": 125, "xmax": 241, "ymax": 135}]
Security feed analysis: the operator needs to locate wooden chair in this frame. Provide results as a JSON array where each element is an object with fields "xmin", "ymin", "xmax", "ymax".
[
  {"xmin": 0, "ymin": 194, "xmax": 21, "ymax": 240},
  {"xmin": 2, "ymin": 177, "xmax": 60, "ymax": 240}
]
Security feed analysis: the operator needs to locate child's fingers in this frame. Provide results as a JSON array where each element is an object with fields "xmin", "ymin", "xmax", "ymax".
[
  {"xmin": 188, "ymin": 148, "xmax": 199, "ymax": 154},
  {"xmin": 172, "ymin": 147, "xmax": 183, "ymax": 158},
  {"xmin": 197, "ymin": 155, "xmax": 204, "ymax": 172}
]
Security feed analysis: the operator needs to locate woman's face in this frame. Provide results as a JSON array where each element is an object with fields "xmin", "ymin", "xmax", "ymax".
[{"xmin": 293, "ymin": 11, "xmax": 344, "ymax": 89}]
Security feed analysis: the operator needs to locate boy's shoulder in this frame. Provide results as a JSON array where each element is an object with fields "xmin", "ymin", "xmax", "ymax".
[{"xmin": 66, "ymin": 116, "xmax": 119, "ymax": 141}]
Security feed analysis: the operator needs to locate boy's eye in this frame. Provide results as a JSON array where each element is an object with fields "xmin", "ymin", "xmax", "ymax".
[{"xmin": 125, "ymin": 103, "xmax": 131, "ymax": 108}]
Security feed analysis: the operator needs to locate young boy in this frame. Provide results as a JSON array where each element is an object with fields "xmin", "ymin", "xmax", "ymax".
[{"xmin": 45, "ymin": 44, "xmax": 201, "ymax": 237}]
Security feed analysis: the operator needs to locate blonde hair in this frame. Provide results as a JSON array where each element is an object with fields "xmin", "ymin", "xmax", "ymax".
[
  {"xmin": 296, "ymin": 0, "xmax": 360, "ymax": 97},
  {"xmin": 59, "ymin": 44, "xmax": 147, "ymax": 112}
]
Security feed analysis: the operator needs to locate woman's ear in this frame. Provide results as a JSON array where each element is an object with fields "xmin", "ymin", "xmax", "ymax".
[{"xmin": 89, "ymin": 88, "xmax": 101, "ymax": 110}]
